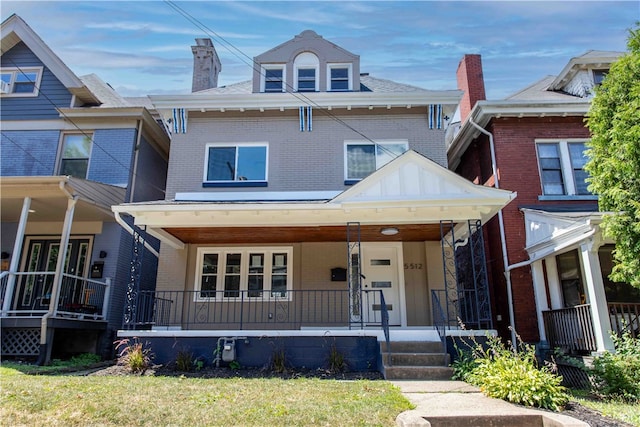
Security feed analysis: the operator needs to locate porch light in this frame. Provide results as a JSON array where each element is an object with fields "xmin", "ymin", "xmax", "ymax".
[{"xmin": 380, "ymin": 227, "xmax": 399, "ymax": 236}]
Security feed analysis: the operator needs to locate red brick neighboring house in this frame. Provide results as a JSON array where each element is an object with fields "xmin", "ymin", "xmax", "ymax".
[{"xmin": 448, "ymin": 52, "xmax": 640, "ymax": 354}]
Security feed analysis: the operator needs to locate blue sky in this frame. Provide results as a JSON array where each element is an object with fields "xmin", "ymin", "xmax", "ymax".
[{"xmin": 2, "ymin": 1, "xmax": 638, "ymax": 99}]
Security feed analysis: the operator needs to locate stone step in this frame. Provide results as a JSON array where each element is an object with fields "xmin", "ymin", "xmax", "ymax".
[
  {"xmin": 383, "ymin": 365, "xmax": 454, "ymax": 380},
  {"xmin": 384, "ymin": 352, "xmax": 450, "ymax": 367},
  {"xmin": 380, "ymin": 340, "xmax": 444, "ymax": 354}
]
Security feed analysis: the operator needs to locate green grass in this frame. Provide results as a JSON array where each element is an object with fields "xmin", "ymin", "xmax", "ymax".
[
  {"xmin": 0, "ymin": 367, "xmax": 412, "ymax": 426},
  {"xmin": 571, "ymin": 390, "xmax": 640, "ymax": 427},
  {"xmin": 1, "ymin": 353, "xmax": 102, "ymax": 375}
]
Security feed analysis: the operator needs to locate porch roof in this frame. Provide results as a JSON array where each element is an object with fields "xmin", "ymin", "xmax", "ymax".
[
  {"xmin": 0, "ymin": 176, "xmax": 126, "ymax": 223},
  {"xmin": 113, "ymin": 150, "xmax": 515, "ymax": 249}
]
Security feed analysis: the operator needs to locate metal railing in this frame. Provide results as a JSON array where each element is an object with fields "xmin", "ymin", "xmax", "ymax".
[
  {"xmin": 542, "ymin": 304, "xmax": 597, "ymax": 353},
  {"xmin": 124, "ymin": 289, "xmax": 388, "ymax": 331},
  {"xmin": 0, "ymin": 271, "xmax": 110, "ymax": 320},
  {"xmin": 431, "ymin": 289, "xmax": 448, "ymax": 344}
]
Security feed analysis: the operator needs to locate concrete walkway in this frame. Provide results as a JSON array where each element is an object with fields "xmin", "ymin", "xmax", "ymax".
[{"xmin": 392, "ymin": 380, "xmax": 589, "ymax": 427}]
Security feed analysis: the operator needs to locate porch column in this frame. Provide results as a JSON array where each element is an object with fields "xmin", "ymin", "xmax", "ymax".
[
  {"xmin": 531, "ymin": 260, "xmax": 549, "ymax": 344},
  {"xmin": 48, "ymin": 196, "xmax": 78, "ymax": 315},
  {"xmin": 580, "ymin": 240, "xmax": 614, "ymax": 353},
  {"xmin": 1, "ymin": 197, "xmax": 31, "ymax": 314},
  {"xmin": 544, "ymin": 257, "xmax": 563, "ymax": 310}
]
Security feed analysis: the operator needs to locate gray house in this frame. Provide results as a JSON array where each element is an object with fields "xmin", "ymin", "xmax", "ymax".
[
  {"xmin": 0, "ymin": 14, "xmax": 170, "ymax": 364},
  {"xmin": 114, "ymin": 30, "xmax": 514, "ymax": 376}
]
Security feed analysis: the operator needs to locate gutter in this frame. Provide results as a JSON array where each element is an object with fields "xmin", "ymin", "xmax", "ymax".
[{"xmin": 468, "ymin": 118, "xmax": 518, "ymax": 348}]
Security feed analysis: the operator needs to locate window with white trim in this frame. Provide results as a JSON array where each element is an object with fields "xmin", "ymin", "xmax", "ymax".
[
  {"xmin": 59, "ymin": 133, "xmax": 93, "ymax": 179},
  {"xmin": 204, "ymin": 144, "xmax": 268, "ymax": 185},
  {"xmin": 327, "ymin": 64, "xmax": 352, "ymax": 91},
  {"xmin": 294, "ymin": 52, "xmax": 319, "ymax": 92},
  {"xmin": 536, "ymin": 140, "xmax": 591, "ymax": 197},
  {"xmin": 592, "ymin": 69, "xmax": 608, "ymax": 86},
  {"xmin": 344, "ymin": 140, "xmax": 408, "ymax": 181},
  {"xmin": 261, "ymin": 65, "xmax": 285, "ymax": 93},
  {"xmin": 195, "ymin": 247, "xmax": 293, "ymax": 301},
  {"xmin": 1, "ymin": 67, "xmax": 43, "ymax": 96}
]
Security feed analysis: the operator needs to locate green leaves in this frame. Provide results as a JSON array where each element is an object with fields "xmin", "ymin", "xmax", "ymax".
[{"xmin": 585, "ymin": 22, "xmax": 640, "ymax": 289}]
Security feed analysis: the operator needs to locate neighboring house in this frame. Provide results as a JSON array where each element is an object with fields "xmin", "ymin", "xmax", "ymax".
[
  {"xmin": 113, "ymin": 30, "xmax": 514, "ymax": 374},
  {"xmin": 0, "ymin": 14, "xmax": 170, "ymax": 364},
  {"xmin": 448, "ymin": 52, "xmax": 640, "ymax": 356}
]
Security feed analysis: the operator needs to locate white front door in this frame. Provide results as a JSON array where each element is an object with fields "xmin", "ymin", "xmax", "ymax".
[{"xmin": 360, "ymin": 244, "xmax": 402, "ymax": 326}]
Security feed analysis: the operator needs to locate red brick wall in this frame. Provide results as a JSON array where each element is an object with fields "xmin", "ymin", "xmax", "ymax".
[{"xmin": 456, "ymin": 116, "xmax": 591, "ymax": 342}]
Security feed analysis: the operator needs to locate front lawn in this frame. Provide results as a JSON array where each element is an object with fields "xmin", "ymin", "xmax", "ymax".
[{"xmin": 0, "ymin": 367, "xmax": 412, "ymax": 426}]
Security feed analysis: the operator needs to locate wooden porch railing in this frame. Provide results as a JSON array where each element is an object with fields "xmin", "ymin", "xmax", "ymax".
[
  {"xmin": 543, "ymin": 302, "xmax": 640, "ymax": 353},
  {"xmin": 542, "ymin": 304, "xmax": 597, "ymax": 353}
]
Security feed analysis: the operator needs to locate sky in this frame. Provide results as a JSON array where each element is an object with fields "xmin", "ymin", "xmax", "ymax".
[{"xmin": 2, "ymin": 1, "xmax": 638, "ymax": 99}]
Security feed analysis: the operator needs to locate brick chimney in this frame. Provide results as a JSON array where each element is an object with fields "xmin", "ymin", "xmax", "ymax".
[
  {"xmin": 456, "ymin": 54, "xmax": 486, "ymax": 123},
  {"xmin": 191, "ymin": 38, "xmax": 221, "ymax": 92}
]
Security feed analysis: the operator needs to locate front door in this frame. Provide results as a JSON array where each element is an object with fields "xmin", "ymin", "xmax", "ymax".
[
  {"xmin": 15, "ymin": 238, "xmax": 90, "ymax": 311},
  {"xmin": 361, "ymin": 244, "xmax": 402, "ymax": 326}
]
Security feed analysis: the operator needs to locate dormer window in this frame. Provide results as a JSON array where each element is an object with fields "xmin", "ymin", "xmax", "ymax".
[
  {"xmin": 593, "ymin": 69, "xmax": 608, "ymax": 86},
  {"xmin": 294, "ymin": 52, "xmax": 319, "ymax": 92},
  {"xmin": 328, "ymin": 64, "xmax": 352, "ymax": 91},
  {"xmin": 261, "ymin": 65, "xmax": 285, "ymax": 93},
  {"xmin": 0, "ymin": 67, "xmax": 43, "ymax": 96}
]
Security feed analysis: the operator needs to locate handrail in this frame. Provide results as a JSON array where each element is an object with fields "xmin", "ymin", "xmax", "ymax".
[
  {"xmin": 379, "ymin": 290, "xmax": 391, "ymax": 366},
  {"xmin": 431, "ymin": 289, "xmax": 448, "ymax": 345}
]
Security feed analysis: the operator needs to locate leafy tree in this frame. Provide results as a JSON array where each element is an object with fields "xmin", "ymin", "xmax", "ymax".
[{"xmin": 585, "ymin": 22, "xmax": 640, "ymax": 288}]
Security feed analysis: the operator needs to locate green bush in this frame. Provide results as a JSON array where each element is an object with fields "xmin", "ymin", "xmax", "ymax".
[
  {"xmin": 590, "ymin": 331, "xmax": 640, "ymax": 402},
  {"xmin": 459, "ymin": 333, "xmax": 568, "ymax": 411},
  {"xmin": 451, "ymin": 348, "xmax": 478, "ymax": 381}
]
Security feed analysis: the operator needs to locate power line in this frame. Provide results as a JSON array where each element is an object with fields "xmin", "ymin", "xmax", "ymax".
[
  {"xmin": 163, "ymin": 0, "xmax": 404, "ymax": 159},
  {"xmin": 3, "ymin": 58, "xmax": 167, "ymax": 196}
]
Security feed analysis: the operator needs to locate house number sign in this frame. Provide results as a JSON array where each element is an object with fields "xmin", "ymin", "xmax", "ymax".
[{"xmin": 404, "ymin": 263, "xmax": 423, "ymax": 270}]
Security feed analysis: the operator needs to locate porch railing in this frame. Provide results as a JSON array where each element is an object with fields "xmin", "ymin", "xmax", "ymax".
[
  {"xmin": 608, "ymin": 302, "xmax": 640, "ymax": 338},
  {"xmin": 0, "ymin": 271, "xmax": 110, "ymax": 320},
  {"xmin": 431, "ymin": 290, "xmax": 448, "ymax": 344},
  {"xmin": 123, "ymin": 289, "xmax": 388, "ymax": 331},
  {"xmin": 543, "ymin": 304, "xmax": 597, "ymax": 353}
]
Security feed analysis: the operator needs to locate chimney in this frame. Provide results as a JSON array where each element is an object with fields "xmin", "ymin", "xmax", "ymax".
[
  {"xmin": 191, "ymin": 38, "xmax": 221, "ymax": 92},
  {"xmin": 456, "ymin": 54, "xmax": 486, "ymax": 123}
]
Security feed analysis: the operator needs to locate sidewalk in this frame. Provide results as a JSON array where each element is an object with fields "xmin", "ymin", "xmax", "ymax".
[{"xmin": 392, "ymin": 380, "xmax": 589, "ymax": 427}]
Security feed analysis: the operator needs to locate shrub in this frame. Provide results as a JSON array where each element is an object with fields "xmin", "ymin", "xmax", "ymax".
[
  {"xmin": 115, "ymin": 338, "xmax": 153, "ymax": 373},
  {"xmin": 450, "ymin": 348, "xmax": 478, "ymax": 382},
  {"xmin": 175, "ymin": 349, "xmax": 194, "ymax": 372},
  {"xmin": 461, "ymin": 333, "xmax": 568, "ymax": 411},
  {"xmin": 327, "ymin": 344, "xmax": 347, "ymax": 373},
  {"xmin": 590, "ymin": 331, "xmax": 640, "ymax": 402}
]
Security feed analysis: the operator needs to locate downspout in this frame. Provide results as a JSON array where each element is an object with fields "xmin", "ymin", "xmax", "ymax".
[
  {"xmin": 114, "ymin": 211, "xmax": 159, "ymax": 258},
  {"xmin": 129, "ymin": 120, "xmax": 143, "ymax": 203},
  {"xmin": 468, "ymin": 118, "xmax": 518, "ymax": 348}
]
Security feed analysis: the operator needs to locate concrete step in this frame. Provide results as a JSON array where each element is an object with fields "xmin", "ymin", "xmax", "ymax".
[
  {"xmin": 383, "ymin": 365, "xmax": 454, "ymax": 380},
  {"xmin": 385, "ymin": 352, "xmax": 450, "ymax": 366},
  {"xmin": 380, "ymin": 340, "xmax": 444, "ymax": 354}
]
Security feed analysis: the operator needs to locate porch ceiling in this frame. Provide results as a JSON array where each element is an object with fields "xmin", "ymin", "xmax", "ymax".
[{"xmin": 165, "ymin": 223, "xmax": 445, "ymax": 244}]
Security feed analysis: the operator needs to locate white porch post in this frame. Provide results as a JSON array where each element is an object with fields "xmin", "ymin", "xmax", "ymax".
[
  {"xmin": 1, "ymin": 197, "xmax": 31, "ymax": 314},
  {"xmin": 544, "ymin": 257, "xmax": 564, "ymax": 310},
  {"xmin": 531, "ymin": 260, "xmax": 549, "ymax": 343},
  {"xmin": 48, "ymin": 196, "xmax": 78, "ymax": 315},
  {"xmin": 580, "ymin": 240, "xmax": 614, "ymax": 353}
]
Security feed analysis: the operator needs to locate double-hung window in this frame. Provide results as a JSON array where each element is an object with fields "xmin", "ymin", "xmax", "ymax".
[
  {"xmin": 204, "ymin": 143, "xmax": 268, "ymax": 186},
  {"xmin": 262, "ymin": 66, "xmax": 285, "ymax": 93},
  {"xmin": 59, "ymin": 134, "xmax": 93, "ymax": 179},
  {"xmin": 1, "ymin": 67, "xmax": 43, "ymax": 96},
  {"xmin": 297, "ymin": 68, "xmax": 316, "ymax": 92},
  {"xmin": 344, "ymin": 140, "xmax": 409, "ymax": 183},
  {"xmin": 536, "ymin": 140, "xmax": 592, "ymax": 198},
  {"xmin": 195, "ymin": 247, "xmax": 292, "ymax": 301},
  {"xmin": 293, "ymin": 52, "xmax": 319, "ymax": 92},
  {"xmin": 327, "ymin": 64, "xmax": 351, "ymax": 91}
]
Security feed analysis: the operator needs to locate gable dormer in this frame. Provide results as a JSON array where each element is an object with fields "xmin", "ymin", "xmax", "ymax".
[
  {"xmin": 251, "ymin": 30, "xmax": 360, "ymax": 94},
  {"xmin": 547, "ymin": 50, "xmax": 623, "ymax": 98}
]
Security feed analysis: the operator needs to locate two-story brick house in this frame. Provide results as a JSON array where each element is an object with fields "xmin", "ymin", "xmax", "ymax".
[
  {"xmin": 449, "ymin": 52, "xmax": 640, "ymax": 355},
  {"xmin": 114, "ymin": 30, "xmax": 514, "ymax": 373},
  {"xmin": 0, "ymin": 14, "xmax": 170, "ymax": 363}
]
